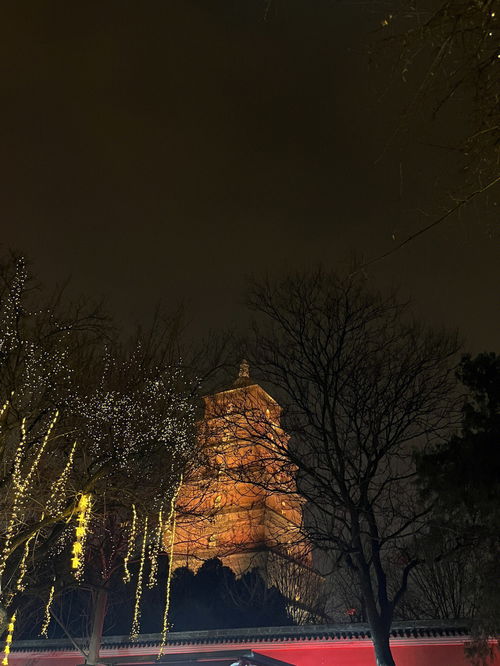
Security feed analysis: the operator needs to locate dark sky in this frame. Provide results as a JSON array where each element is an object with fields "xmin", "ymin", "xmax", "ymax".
[{"xmin": 1, "ymin": 1, "xmax": 498, "ymax": 351}]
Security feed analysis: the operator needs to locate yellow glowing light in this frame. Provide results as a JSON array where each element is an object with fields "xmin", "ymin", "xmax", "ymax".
[
  {"xmin": 15, "ymin": 534, "xmax": 34, "ymax": 593},
  {"xmin": 23, "ymin": 412, "xmax": 58, "ymax": 490},
  {"xmin": 0, "ymin": 421, "xmax": 28, "ymax": 579},
  {"xmin": 147, "ymin": 509, "xmax": 163, "ymax": 589},
  {"xmin": 2, "ymin": 612, "xmax": 16, "ymax": 665},
  {"xmin": 131, "ymin": 515, "xmax": 148, "ymax": 640},
  {"xmin": 71, "ymin": 493, "xmax": 91, "ymax": 579},
  {"xmin": 0, "ymin": 413, "xmax": 58, "ymax": 579},
  {"xmin": 123, "ymin": 504, "xmax": 137, "ymax": 584},
  {"xmin": 78, "ymin": 495, "xmax": 89, "ymax": 510},
  {"xmin": 158, "ymin": 512, "xmax": 177, "ymax": 657},
  {"xmin": 40, "ymin": 584, "xmax": 55, "ymax": 637},
  {"xmin": 46, "ymin": 441, "xmax": 77, "ymax": 516},
  {"xmin": 158, "ymin": 476, "xmax": 183, "ymax": 658},
  {"xmin": 0, "ymin": 397, "xmax": 10, "ymax": 420}
]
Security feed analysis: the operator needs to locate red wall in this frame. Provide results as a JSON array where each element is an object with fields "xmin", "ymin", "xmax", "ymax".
[
  {"xmin": 257, "ymin": 643, "xmax": 493, "ymax": 666},
  {"xmin": 8, "ymin": 639, "xmax": 500, "ymax": 666}
]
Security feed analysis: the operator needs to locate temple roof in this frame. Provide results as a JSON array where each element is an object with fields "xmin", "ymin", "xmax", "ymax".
[{"xmin": 205, "ymin": 360, "xmax": 279, "ymax": 409}]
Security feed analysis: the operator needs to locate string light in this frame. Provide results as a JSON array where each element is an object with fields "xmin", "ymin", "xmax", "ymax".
[
  {"xmin": 40, "ymin": 583, "xmax": 55, "ymax": 637},
  {"xmin": 158, "ymin": 510, "xmax": 177, "ymax": 658},
  {"xmin": 74, "ymin": 363, "xmax": 194, "ymax": 469},
  {"xmin": 71, "ymin": 494, "xmax": 91, "ymax": 579},
  {"xmin": 0, "ymin": 261, "xmax": 196, "ymax": 641},
  {"xmin": 130, "ymin": 515, "xmax": 148, "ymax": 640},
  {"xmin": 15, "ymin": 534, "xmax": 34, "ymax": 593},
  {"xmin": 147, "ymin": 509, "xmax": 163, "ymax": 589},
  {"xmin": 0, "ymin": 260, "xmax": 195, "ymax": 653},
  {"xmin": 164, "ymin": 475, "xmax": 182, "ymax": 538},
  {"xmin": 0, "ymin": 411, "xmax": 59, "ymax": 581},
  {"xmin": 123, "ymin": 505, "xmax": 137, "ymax": 584},
  {"xmin": 0, "ymin": 420, "xmax": 29, "ymax": 580},
  {"xmin": 22, "ymin": 411, "xmax": 58, "ymax": 490},
  {"xmin": 46, "ymin": 441, "xmax": 77, "ymax": 516},
  {"xmin": 158, "ymin": 476, "xmax": 183, "ymax": 658},
  {"xmin": 2, "ymin": 612, "xmax": 16, "ymax": 666},
  {"xmin": 0, "ymin": 396, "xmax": 10, "ymax": 420}
]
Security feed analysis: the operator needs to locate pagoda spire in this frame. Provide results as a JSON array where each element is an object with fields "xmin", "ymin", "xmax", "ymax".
[{"xmin": 233, "ymin": 359, "xmax": 251, "ymax": 388}]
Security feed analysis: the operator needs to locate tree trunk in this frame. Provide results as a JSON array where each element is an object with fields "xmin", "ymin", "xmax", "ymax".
[
  {"xmin": 0, "ymin": 604, "xmax": 7, "ymax": 636},
  {"xmin": 355, "ymin": 557, "xmax": 396, "ymax": 666},
  {"xmin": 85, "ymin": 587, "xmax": 108, "ymax": 666},
  {"xmin": 371, "ymin": 623, "xmax": 396, "ymax": 666}
]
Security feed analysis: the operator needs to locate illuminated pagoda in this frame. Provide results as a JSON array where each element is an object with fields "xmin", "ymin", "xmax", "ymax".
[{"xmin": 171, "ymin": 361, "xmax": 312, "ymax": 587}]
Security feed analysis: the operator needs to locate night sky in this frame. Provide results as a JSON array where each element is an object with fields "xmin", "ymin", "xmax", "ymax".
[{"xmin": 1, "ymin": 1, "xmax": 498, "ymax": 351}]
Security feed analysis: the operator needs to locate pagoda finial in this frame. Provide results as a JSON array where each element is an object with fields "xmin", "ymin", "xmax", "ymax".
[
  {"xmin": 233, "ymin": 359, "xmax": 251, "ymax": 388},
  {"xmin": 239, "ymin": 359, "xmax": 250, "ymax": 379}
]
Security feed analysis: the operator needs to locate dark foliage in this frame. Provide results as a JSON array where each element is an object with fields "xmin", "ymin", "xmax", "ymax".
[
  {"xmin": 167, "ymin": 559, "xmax": 291, "ymax": 632},
  {"xmin": 417, "ymin": 352, "xmax": 500, "ymax": 660},
  {"xmin": 418, "ymin": 352, "xmax": 500, "ymax": 534},
  {"xmin": 24, "ymin": 557, "xmax": 292, "ymax": 638}
]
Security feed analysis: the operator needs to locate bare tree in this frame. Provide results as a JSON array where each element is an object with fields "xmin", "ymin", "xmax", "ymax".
[
  {"xmin": 400, "ymin": 548, "xmax": 481, "ymax": 620},
  {"xmin": 266, "ymin": 553, "xmax": 329, "ymax": 624},
  {"xmin": 383, "ymin": 0, "xmax": 499, "ymax": 183},
  {"xmin": 231, "ymin": 270, "xmax": 459, "ymax": 666},
  {"xmin": 356, "ymin": 0, "xmax": 499, "ymax": 266}
]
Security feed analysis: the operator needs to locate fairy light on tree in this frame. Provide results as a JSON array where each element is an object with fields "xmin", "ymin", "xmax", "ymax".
[
  {"xmin": 0, "ymin": 412, "xmax": 58, "ymax": 582},
  {"xmin": 158, "ymin": 476, "xmax": 183, "ymax": 658},
  {"xmin": 40, "ymin": 583, "xmax": 55, "ymax": 638},
  {"xmin": 0, "ymin": 253, "xmax": 197, "ymax": 658},
  {"xmin": 0, "ymin": 420, "xmax": 28, "ymax": 581},
  {"xmin": 130, "ymin": 515, "xmax": 148, "ymax": 640},
  {"xmin": 0, "ymin": 397, "xmax": 9, "ymax": 420},
  {"xmin": 20, "ymin": 411, "xmax": 58, "ymax": 491},
  {"xmin": 14, "ymin": 534, "xmax": 34, "ymax": 594},
  {"xmin": 147, "ymin": 509, "xmax": 163, "ymax": 589},
  {"xmin": 158, "ymin": 510, "xmax": 177, "ymax": 658},
  {"xmin": 2, "ymin": 612, "xmax": 16, "ymax": 666},
  {"xmin": 46, "ymin": 441, "xmax": 77, "ymax": 516},
  {"xmin": 123, "ymin": 505, "xmax": 138, "ymax": 584},
  {"xmin": 72, "ymin": 494, "xmax": 91, "ymax": 579},
  {"xmin": 0, "ymin": 255, "xmax": 100, "ymax": 632},
  {"xmin": 64, "ymin": 348, "xmax": 194, "ymax": 659}
]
